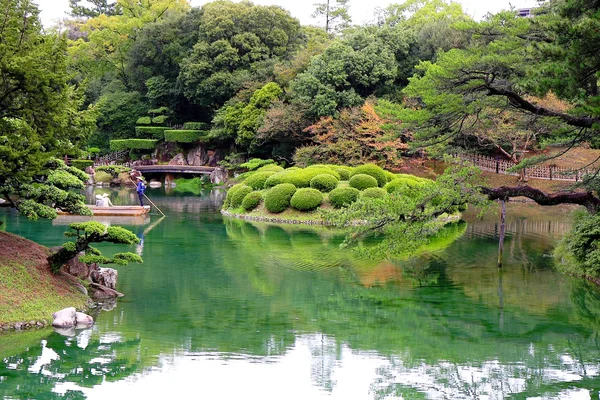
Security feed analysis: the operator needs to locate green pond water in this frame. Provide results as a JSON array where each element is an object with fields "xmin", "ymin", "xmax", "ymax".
[{"xmin": 2, "ymin": 187, "xmax": 600, "ymax": 399}]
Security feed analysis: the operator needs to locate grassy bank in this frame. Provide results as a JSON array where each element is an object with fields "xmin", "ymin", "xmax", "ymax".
[{"xmin": 0, "ymin": 232, "xmax": 89, "ymax": 329}]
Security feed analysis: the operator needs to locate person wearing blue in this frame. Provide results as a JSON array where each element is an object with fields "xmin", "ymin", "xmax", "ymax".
[{"xmin": 136, "ymin": 177, "xmax": 146, "ymax": 206}]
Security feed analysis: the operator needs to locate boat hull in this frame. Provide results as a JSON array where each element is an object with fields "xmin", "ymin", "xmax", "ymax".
[{"xmin": 58, "ymin": 206, "xmax": 151, "ymax": 217}]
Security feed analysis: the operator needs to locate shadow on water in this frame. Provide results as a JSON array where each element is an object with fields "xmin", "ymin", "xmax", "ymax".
[{"xmin": 2, "ymin": 194, "xmax": 600, "ymax": 398}]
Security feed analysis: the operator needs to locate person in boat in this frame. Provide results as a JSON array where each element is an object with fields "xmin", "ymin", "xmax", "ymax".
[
  {"xmin": 95, "ymin": 194, "xmax": 104, "ymax": 206},
  {"xmin": 102, "ymin": 193, "xmax": 113, "ymax": 207},
  {"xmin": 136, "ymin": 177, "xmax": 146, "ymax": 206}
]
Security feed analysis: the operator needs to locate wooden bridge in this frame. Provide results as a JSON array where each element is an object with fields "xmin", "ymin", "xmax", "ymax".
[{"xmin": 133, "ymin": 165, "xmax": 216, "ymax": 174}]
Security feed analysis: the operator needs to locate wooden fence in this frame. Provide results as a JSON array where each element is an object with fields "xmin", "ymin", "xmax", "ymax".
[{"xmin": 455, "ymin": 153, "xmax": 595, "ymax": 181}]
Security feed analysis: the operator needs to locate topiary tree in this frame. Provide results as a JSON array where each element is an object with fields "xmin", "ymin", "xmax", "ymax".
[
  {"xmin": 47, "ymin": 221, "xmax": 141, "ymax": 273},
  {"xmin": 349, "ymin": 174, "xmax": 379, "ymax": 191},
  {"xmin": 290, "ymin": 188, "xmax": 323, "ymax": 211},
  {"xmin": 265, "ymin": 183, "xmax": 297, "ymax": 213},
  {"xmin": 349, "ymin": 164, "xmax": 388, "ymax": 187},
  {"xmin": 310, "ymin": 174, "xmax": 339, "ymax": 193},
  {"xmin": 242, "ymin": 191, "xmax": 262, "ymax": 211},
  {"xmin": 329, "ymin": 187, "xmax": 360, "ymax": 208}
]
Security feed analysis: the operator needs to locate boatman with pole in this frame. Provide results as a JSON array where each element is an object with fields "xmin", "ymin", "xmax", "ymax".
[{"xmin": 136, "ymin": 177, "xmax": 146, "ymax": 206}]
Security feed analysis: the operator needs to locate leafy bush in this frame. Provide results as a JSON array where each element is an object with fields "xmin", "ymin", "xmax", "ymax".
[
  {"xmin": 361, "ymin": 187, "xmax": 388, "ymax": 199},
  {"xmin": 136, "ymin": 116, "xmax": 151, "ymax": 125},
  {"xmin": 135, "ymin": 126, "xmax": 167, "ymax": 139},
  {"xmin": 244, "ymin": 171, "xmax": 275, "ymax": 190},
  {"xmin": 152, "ymin": 115, "xmax": 168, "ymax": 125},
  {"xmin": 329, "ymin": 187, "xmax": 360, "ymax": 208},
  {"xmin": 349, "ymin": 164, "xmax": 388, "ymax": 187},
  {"xmin": 164, "ymin": 130, "xmax": 209, "ymax": 143},
  {"xmin": 265, "ymin": 183, "xmax": 297, "ymax": 213},
  {"xmin": 291, "ymin": 188, "xmax": 323, "ymax": 211},
  {"xmin": 385, "ymin": 170, "xmax": 398, "ymax": 182},
  {"xmin": 71, "ymin": 160, "xmax": 94, "ymax": 171},
  {"xmin": 230, "ymin": 185, "xmax": 253, "ymax": 208},
  {"xmin": 87, "ymin": 147, "xmax": 101, "ymax": 154},
  {"xmin": 242, "ymin": 191, "xmax": 262, "ymax": 211},
  {"xmin": 310, "ymin": 174, "xmax": 339, "ymax": 192},
  {"xmin": 224, "ymin": 183, "xmax": 246, "ymax": 208},
  {"xmin": 334, "ymin": 167, "xmax": 353, "ymax": 180},
  {"xmin": 265, "ymin": 168, "xmax": 340, "ymax": 188},
  {"xmin": 385, "ymin": 175, "xmax": 435, "ymax": 198},
  {"xmin": 240, "ymin": 158, "xmax": 275, "ymax": 171},
  {"xmin": 555, "ymin": 212, "xmax": 600, "ymax": 278},
  {"xmin": 110, "ymin": 139, "xmax": 157, "ymax": 151},
  {"xmin": 96, "ymin": 165, "xmax": 131, "ymax": 177},
  {"xmin": 183, "ymin": 122, "xmax": 208, "ymax": 130},
  {"xmin": 349, "ymin": 174, "xmax": 378, "ymax": 190}
]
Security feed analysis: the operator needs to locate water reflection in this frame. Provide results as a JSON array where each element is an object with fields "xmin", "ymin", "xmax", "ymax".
[{"xmin": 2, "ymin": 194, "xmax": 600, "ymax": 398}]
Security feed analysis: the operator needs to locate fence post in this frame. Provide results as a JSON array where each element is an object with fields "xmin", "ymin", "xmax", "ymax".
[{"xmin": 496, "ymin": 160, "xmax": 499, "ymax": 174}]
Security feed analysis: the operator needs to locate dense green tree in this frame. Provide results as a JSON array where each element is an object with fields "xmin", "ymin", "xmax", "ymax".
[
  {"xmin": 0, "ymin": 0, "xmax": 96, "ymax": 222},
  {"xmin": 178, "ymin": 1, "xmax": 302, "ymax": 111},
  {"xmin": 312, "ymin": 0, "xmax": 352, "ymax": 34},
  {"xmin": 69, "ymin": 0, "xmax": 121, "ymax": 18}
]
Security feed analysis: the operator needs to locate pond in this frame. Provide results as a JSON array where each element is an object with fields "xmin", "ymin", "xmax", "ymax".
[{"xmin": 2, "ymin": 187, "xmax": 600, "ymax": 399}]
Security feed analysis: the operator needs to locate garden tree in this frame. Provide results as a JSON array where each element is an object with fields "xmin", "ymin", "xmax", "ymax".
[
  {"xmin": 312, "ymin": 0, "xmax": 352, "ymax": 34},
  {"xmin": 69, "ymin": 0, "xmax": 122, "ymax": 18},
  {"xmin": 0, "ymin": 0, "xmax": 96, "ymax": 223},
  {"xmin": 294, "ymin": 101, "xmax": 407, "ymax": 166},
  {"xmin": 290, "ymin": 26, "xmax": 401, "ymax": 117},
  {"xmin": 178, "ymin": 1, "xmax": 302, "ymax": 111},
  {"xmin": 126, "ymin": 8, "xmax": 203, "ymax": 117},
  {"xmin": 48, "ymin": 221, "xmax": 141, "ymax": 272},
  {"xmin": 68, "ymin": 0, "xmax": 189, "ymax": 90}
]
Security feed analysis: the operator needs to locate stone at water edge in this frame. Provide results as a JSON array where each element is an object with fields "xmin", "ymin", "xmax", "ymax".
[
  {"xmin": 52, "ymin": 307, "xmax": 77, "ymax": 328},
  {"xmin": 91, "ymin": 267, "xmax": 118, "ymax": 289},
  {"xmin": 75, "ymin": 312, "xmax": 94, "ymax": 327}
]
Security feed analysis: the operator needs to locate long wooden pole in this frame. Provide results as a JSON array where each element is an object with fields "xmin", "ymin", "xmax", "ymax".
[{"xmin": 130, "ymin": 178, "xmax": 166, "ymax": 217}]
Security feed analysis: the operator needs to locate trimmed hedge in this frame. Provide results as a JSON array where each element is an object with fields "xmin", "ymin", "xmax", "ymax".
[
  {"xmin": 310, "ymin": 174, "xmax": 339, "ymax": 193},
  {"xmin": 230, "ymin": 185, "xmax": 253, "ymax": 208},
  {"xmin": 136, "ymin": 116, "xmax": 151, "ymax": 125},
  {"xmin": 244, "ymin": 171, "xmax": 275, "ymax": 190},
  {"xmin": 183, "ymin": 122, "xmax": 208, "ymax": 130},
  {"xmin": 265, "ymin": 168, "xmax": 340, "ymax": 188},
  {"xmin": 152, "ymin": 115, "xmax": 168, "ymax": 125},
  {"xmin": 242, "ymin": 191, "xmax": 262, "ymax": 211},
  {"xmin": 349, "ymin": 174, "xmax": 378, "ymax": 190},
  {"xmin": 329, "ymin": 187, "xmax": 360, "ymax": 208},
  {"xmin": 135, "ymin": 126, "xmax": 166, "ymax": 139},
  {"xmin": 164, "ymin": 130, "xmax": 208, "ymax": 143},
  {"xmin": 265, "ymin": 183, "xmax": 297, "ymax": 213},
  {"xmin": 71, "ymin": 159, "xmax": 94, "ymax": 171},
  {"xmin": 361, "ymin": 187, "xmax": 388, "ymax": 199},
  {"xmin": 291, "ymin": 188, "xmax": 323, "ymax": 211},
  {"xmin": 110, "ymin": 139, "xmax": 157, "ymax": 151},
  {"xmin": 349, "ymin": 164, "xmax": 387, "ymax": 187}
]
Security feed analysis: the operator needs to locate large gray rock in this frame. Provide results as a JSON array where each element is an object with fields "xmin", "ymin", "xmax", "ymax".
[
  {"xmin": 91, "ymin": 267, "xmax": 118, "ymax": 289},
  {"xmin": 169, "ymin": 153, "xmax": 187, "ymax": 165},
  {"xmin": 52, "ymin": 307, "xmax": 77, "ymax": 328},
  {"xmin": 75, "ymin": 312, "xmax": 94, "ymax": 327},
  {"xmin": 186, "ymin": 144, "xmax": 208, "ymax": 166},
  {"xmin": 210, "ymin": 167, "xmax": 228, "ymax": 185}
]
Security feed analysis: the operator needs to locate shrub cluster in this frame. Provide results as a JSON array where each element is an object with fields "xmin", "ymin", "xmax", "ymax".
[
  {"xmin": 183, "ymin": 122, "xmax": 208, "ymax": 130},
  {"xmin": 164, "ymin": 130, "xmax": 209, "ymax": 143},
  {"xmin": 290, "ymin": 188, "xmax": 323, "ymax": 211},
  {"xmin": 230, "ymin": 185, "xmax": 253, "ymax": 208},
  {"xmin": 244, "ymin": 171, "xmax": 276, "ymax": 190},
  {"xmin": 265, "ymin": 168, "xmax": 340, "ymax": 188},
  {"xmin": 110, "ymin": 139, "xmax": 157, "ymax": 151},
  {"xmin": 71, "ymin": 160, "xmax": 94, "ymax": 171},
  {"xmin": 256, "ymin": 164, "xmax": 284, "ymax": 173},
  {"xmin": 385, "ymin": 175, "xmax": 436, "ymax": 198},
  {"xmin": 135, "ymin": 126, "xmax": 167, "ymax": 139},
  {"xmin": 349, "ymin": 164, "xmax": 387, "ymax": 187},
  {"xmin": 242, "ymin": 191, "xmax": 262, "ymax": 211},
  {"xmin": 361, "ymin": 187, "xmax": 388, "ymax": 199},
  {"xmin": 328, "ymin": 187, "xmax": 360, "ymax": 208},
  {"xmin": 310, "ymin": 174, "xmax": 339, "ymax": 192},
  {"xmin": 349, "ymin": 174, "xmax": 378, "ymax": 190},
  {"xmin": 240, "ymin": 158, "xmax": 275, "ymax": 171},
  {"xmin": 265, "ymin": 183, "xmax": 297, "ymax": 213}
]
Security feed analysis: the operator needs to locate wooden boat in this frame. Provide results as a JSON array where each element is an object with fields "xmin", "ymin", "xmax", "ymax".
[
  {"xmin": 58, "ymin": 205, "xmax": 151, "ymax": 217},
  {"xmin": 53, "ymin": 214, "xmax": 150, "ymax": 226}
]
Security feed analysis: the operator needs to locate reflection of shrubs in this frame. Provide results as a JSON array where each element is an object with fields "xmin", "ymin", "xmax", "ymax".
[
  {"xmin": 349, "ymin": 174, "xmax": 378, "ymax": 190},
  {"xmin": 230, "ymin": 185, "xmax": 253, "ymax": 208},
  {"xmin": 242, "ymin": 191, "xmax": 262, "ymax": 211},
  {"xmin": 329, "ymin": 187, "xmax": 360, "ymax": 208},
  {"xmin": 245, "ymin": 171, "xmax": 275, "ymax": 190},
  {"xmin": 350, "ymin": 164, "xmax": 387, "ymax": 187},
  {"xmin": 310, "ymin": 174, "xmax": 339, "ymax": 192},
  {"xmin": 361, "ymin": 187, "xmax": 388, "ymax": 199},
  {"xmin": 291, "ymin": 188, "xmax": 323, "ymax": 211},
  {"xmin": 265, "ymin": 183, "xmax": 297, "ymax": 213}
]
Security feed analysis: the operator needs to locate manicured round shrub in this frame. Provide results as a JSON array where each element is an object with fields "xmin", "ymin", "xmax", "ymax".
[
  {"xmin": 265, "ymin": 168, "xmax": 340, "ymax": 188},
  {"xmin": 224, "ymin": 183, "xmax": 246, "ymax": 208},
  {"xmin": 384, "ymin": 170, "xmax": 398, "ymax": 182},
  {"xmin": 306, "ymin": 164, "xmax": 333, "ymax": 170},
  {"xmin": 256, "ymin": 164, "xmax": 284, "ymax": 173},
  {"xmin": 230, "ymin": 185, "xmax": 253, "ymax": 208},
  {"xmin": 265, "ymin": 183, "xmax": 297, "ymax": 213},
  {"xmin": 242, "ymin": 191, "xmax": 262, "ymax": 211},
  {"xmin": 310, "ymin": 174, "xmax": 339, "ymax": 193},
  {"xmin": 244, "ymin": 171, "xmax": 275, "ymax": 190},
  {"xmin": 334, "ymin": 167, "xmax": 352, "ymax": 180},
  {"xmin": 328, "ymin": 187, "xmax": 360, "ymax": 208},
  {"xmin": 349, "ymin": 164, "xmax": 387, "ymax": 187},
  {"xmin": 361, "ymin": 187, "xmax": 388, "ymax": 200},
  {"xmin": 349, "ymin": 174, "xmax": 378, "ymax": 190},
  {"xmin": 290, "ymin": 188, "xmax": 323, "ymax": 211}
]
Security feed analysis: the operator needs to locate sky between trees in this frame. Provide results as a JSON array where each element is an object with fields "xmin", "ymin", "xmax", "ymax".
[{"xmin": 36, "ymin": 0, "xmax": 539, "ymax": 28}]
